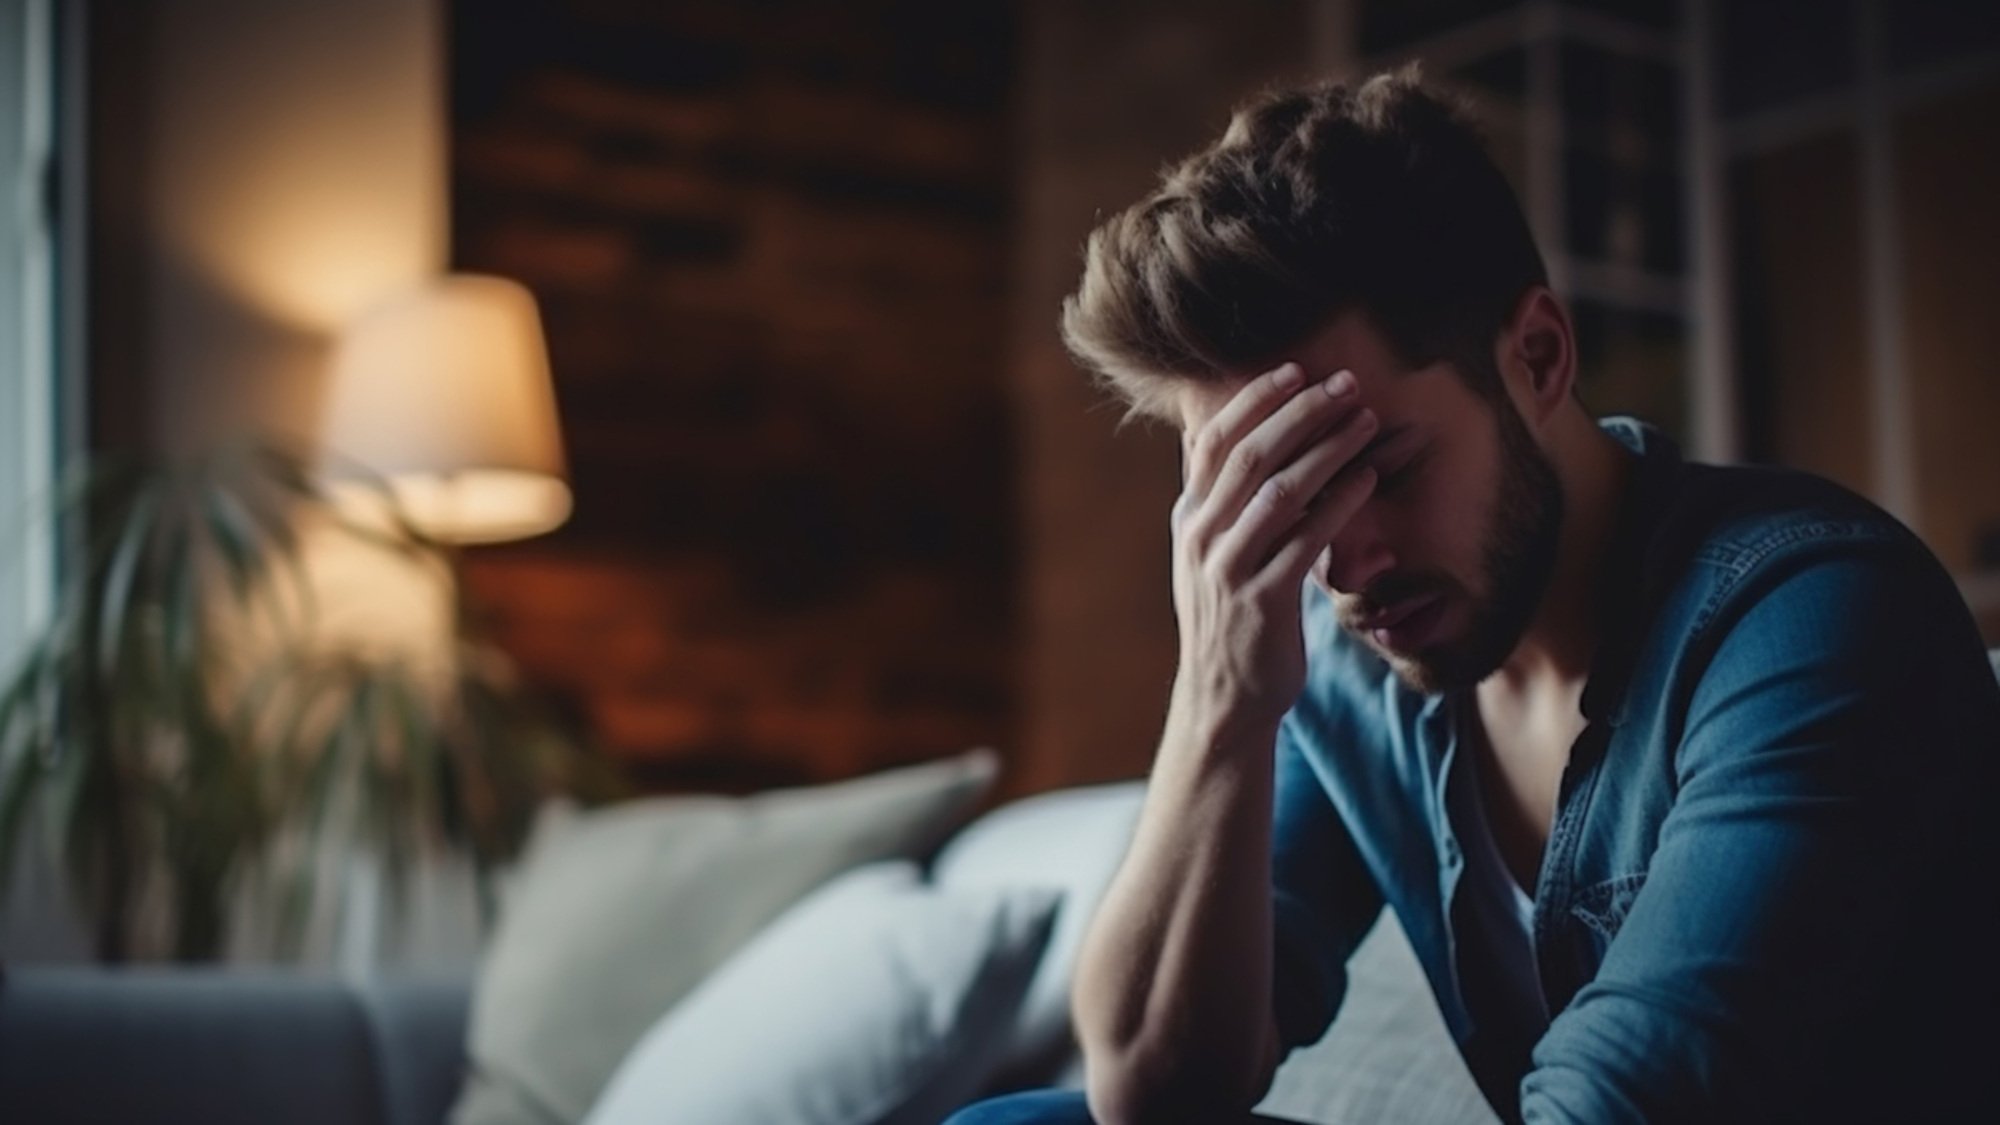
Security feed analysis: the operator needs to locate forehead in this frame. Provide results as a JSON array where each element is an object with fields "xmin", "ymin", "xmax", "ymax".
[{"xmin": 1171, "ymin": 309, "xmax": 1449, "ymax": 434}]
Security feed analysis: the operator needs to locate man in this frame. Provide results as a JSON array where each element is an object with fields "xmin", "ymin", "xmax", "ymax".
[{"xmin": 949, "ymin": 69, "xmax": 2000, "ymax": 1124}]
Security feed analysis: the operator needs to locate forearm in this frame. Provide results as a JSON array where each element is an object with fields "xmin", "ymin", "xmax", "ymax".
[
  {"xmin": 1070, "ymin": 362, "xmax": 1377, "ymax": 1123},
  {"xmin": 1072, "ymin": 691, "xmax": 1282, "ymax": 1123}
]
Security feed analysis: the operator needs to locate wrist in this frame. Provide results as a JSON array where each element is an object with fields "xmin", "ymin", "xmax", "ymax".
[{"xmin": 1163, "ymin": 675, "xmax": 1287, "ymax": 759}]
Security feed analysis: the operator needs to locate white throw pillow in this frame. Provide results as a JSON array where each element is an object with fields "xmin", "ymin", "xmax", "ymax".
[
  {"xmin": 452, "ymin": 750, "xmax": 999, "ymax": 1125},
  {"xmin": 929, "ymin": 781, "xmax": 1146, "ymax": 1080},
  {"xmin": 584, "ymin": 862, "xmax": 1060, "ymax": 1125}
]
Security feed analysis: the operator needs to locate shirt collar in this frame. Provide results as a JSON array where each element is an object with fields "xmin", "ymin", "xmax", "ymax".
[{"xmin": 1578, "ymin": 417, "xmax": 1688, "ymax": 727}]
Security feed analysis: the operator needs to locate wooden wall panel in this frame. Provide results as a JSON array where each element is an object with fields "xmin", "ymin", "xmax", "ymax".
[
  {"xmin": 448, "ymin": 0, "xmax": 1017, "ymax": 790},
  {"xmin": 1007, "ymin": 0, "xmax": 1317, "ymax": 796},
  {"xmin": 1733, "ymin": 132, "xmax": 1875, "ymax": 498},
  {"xmin": 1899, "ymin": 80, "xmax": 2000, "ymax": 575}
]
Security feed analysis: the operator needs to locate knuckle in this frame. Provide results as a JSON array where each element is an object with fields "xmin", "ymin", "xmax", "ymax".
[
  {"xmin": 1178, "ymin": 498, "xmax": 1217, "ymax": 536},
  {"xmin": 1228, "ymin": 442, "xmax": 1265, "ymax": 479},
  {"xmin": 1191, "ymin": 426, "xmax": 1226, "ymax": 467},
  {"xmin": 1257, "ymin": 475, "xmax": 1294, "ymax": 511},
  {"xmin": 1199, "ymin": 553, "xmax": 1231, "ymax": 588},
  {"xmin": 1237, "ymin": 570, "xmax": 1276, "ymax": 601},
  {"xmin": 1178, "ymin": 521, "xmax": 1214, "ymax": 560}
]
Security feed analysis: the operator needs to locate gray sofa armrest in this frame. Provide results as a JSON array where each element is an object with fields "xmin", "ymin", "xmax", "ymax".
[
  {"xmin": 355, "ymin": 975, "xmax": 474, "ymax": 1125},
  {"xmin": 0, "ymin": 968, "xmax": 471, "ymax": 1125}
]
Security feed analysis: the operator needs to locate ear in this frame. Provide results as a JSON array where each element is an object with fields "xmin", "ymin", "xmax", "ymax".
[{"xmin": 1495, "ymin": 286, "xmax": 1576, "ymax": 429}]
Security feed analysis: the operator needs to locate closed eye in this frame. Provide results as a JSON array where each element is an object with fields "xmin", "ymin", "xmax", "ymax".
[{"xmin": 1372, "ymin": 446, "xmax": 1426, "ymax": 495}]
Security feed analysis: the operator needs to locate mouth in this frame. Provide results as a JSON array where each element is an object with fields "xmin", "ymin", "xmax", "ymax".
[{"xmin": 1353, "ymin": 591, "xmax": 1448, "ymax": 652}]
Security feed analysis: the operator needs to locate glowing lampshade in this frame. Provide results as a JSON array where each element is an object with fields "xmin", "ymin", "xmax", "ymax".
[{"xmin": 321, "ymin": 275, "xmax": 571, "ymax": 544}]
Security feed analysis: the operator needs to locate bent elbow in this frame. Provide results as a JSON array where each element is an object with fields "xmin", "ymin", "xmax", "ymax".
[{"xmin": 1083, "ymin": 1040, "xmax": 1273, "ymax": 1125}]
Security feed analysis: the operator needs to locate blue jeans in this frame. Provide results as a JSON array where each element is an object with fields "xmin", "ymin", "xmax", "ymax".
[{"xmin": 945, "ymin": 1089, "xmax": 1304, "ymax": 1124}]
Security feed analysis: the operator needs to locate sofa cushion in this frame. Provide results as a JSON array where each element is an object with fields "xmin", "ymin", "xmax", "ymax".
[
  {"xmin": 1257, "ymin": 910, "xmax": 1498, "ymax": 1124},
  {"xmin": 584, "ymin": 862, "xmax": 1058, "ymax": 1125},
  {"xmin": 930, "ymin": 781, "xmax": 1144, "ymax": 1083},
  {"xmin": 452, "ymin": 750, "xmax": 997, "ymax": 1125}
]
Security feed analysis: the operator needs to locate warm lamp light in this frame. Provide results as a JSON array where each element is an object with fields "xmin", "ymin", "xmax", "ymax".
[{"xmin": 320, "ymin": 274, "xmax": 571, "ymax": 544}]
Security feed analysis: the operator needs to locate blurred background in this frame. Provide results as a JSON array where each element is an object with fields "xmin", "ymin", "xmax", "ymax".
[{"xmin": 1, "ymin": 0, "xmax": 1997, "ymax": 966}]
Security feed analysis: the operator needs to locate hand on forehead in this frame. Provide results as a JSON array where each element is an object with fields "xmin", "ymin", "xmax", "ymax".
[
  {"xmin": 1178, "ymin": 363, "xmax": 1374, "ymax": 452},
  {"xmin": 1176, "ymin": 311, "xmax": 1419, "ymax": 439}
]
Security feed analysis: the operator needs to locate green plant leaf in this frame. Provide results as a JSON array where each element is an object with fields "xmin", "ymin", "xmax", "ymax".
[
  {"xmin": 1, "ymin": 436, "xmax": 596, "ymax": 962},
  {"xmin": 95, "ymin": 484, "xmax": 164, "ymax": 681},
  {"xmin": 202, "ymin": 485, "xmax": 270, "ymax": 607},
  {"xmin": 0, "ymin": 731, "xmax": 50, "ymax": 893},
  {"xmin": 159, "ymin": 511, "xmax": 201, "ymax": 679},
  {"xmin": 273, "ymin": 851, "xmax": 318, "ymax": 960}
]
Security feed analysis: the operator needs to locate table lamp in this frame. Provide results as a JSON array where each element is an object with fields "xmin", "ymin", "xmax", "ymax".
[
  {"xmin": 319, "ymin": 273, "xmax": 570, "ymax": 545},
  {"xmin": 313, "ymin": 274, "xmax": 573, "ymax": 971}
]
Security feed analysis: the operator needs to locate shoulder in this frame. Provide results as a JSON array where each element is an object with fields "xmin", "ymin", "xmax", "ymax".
[
  {"xmin": 1633, "ymin": 461, "xmax": 2000, "ymax": 762},
  {"xmin": 1676, "ymin": 461, "xmax": 1910, "ymax": 572},
  {"xmin": 1590, "ymin": 434, "xmax": 1997, "ymax": 737},
  {"xmin": 1597, "ymin": 419, "xmax": 1951, "ymax": 666},
  {"xmin": 1645, "ymin": 460, "xmax": 1950, "ymax": 646}
]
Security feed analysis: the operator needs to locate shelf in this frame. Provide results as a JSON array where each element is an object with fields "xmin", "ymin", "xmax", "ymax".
[
  {"xmin": 1555, "ymin": 255, "xmax": 1685, "ymax": 316},
  {"xmin": 1722, "ymin": 45, "xmax": 2000, "ymax": 157},
  {"xmin": 1367, "ymin": 2, "xmax": 1683, "ymax": 75}
]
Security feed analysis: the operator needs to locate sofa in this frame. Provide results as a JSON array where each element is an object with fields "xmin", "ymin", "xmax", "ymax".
[
  {"xmin": 0, "ymin": 968, "xmax": 471, "ymax": 1125},
  {"xmin": 0, "ymin": 784, "xmax": 1495, "ymax": 1125},
  {"xmin": 0, "ymin": 912, "xmax": 1492, "ymax": 1125},
  {"xmin": 6, "ymin": 649, "xmax": 1995, "ymax": 1125}
]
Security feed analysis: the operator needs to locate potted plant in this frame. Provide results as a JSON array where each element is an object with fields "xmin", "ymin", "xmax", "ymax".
[{"xmin": 0, "ymin": 439, "xmax": 594, "ymax": 961}]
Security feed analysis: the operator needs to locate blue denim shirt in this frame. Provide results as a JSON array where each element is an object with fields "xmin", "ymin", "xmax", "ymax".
[{"xmin": 1270, "ymin": 419, "xmax": 2000, "ymax": 1123}]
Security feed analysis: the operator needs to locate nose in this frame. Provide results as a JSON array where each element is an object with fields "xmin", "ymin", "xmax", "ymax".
[{"xmin": 1321, "ymin": 508, "xmax": 1395, "ymax": 595}]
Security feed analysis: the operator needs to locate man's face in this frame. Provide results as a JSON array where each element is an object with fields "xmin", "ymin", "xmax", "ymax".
[{"xmin": 1174, "ymin": 312, "xmax": 1564, "ymax": 693}]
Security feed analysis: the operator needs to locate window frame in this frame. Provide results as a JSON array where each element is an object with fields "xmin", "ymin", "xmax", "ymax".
[{"xmin": 0, "ymin": 0, "xmax": 60, "ymax": 676}]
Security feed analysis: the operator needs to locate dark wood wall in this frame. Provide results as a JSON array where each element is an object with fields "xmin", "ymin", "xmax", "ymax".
[
  {"xmin": 1004, "ymin": 0, "xmax": 1319, "ymax": 796},
  {"xmin": 448, "ymin": 0, "xmax": 1018, "ymax": 790}
]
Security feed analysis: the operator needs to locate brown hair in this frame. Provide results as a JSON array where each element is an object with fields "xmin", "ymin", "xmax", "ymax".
[{"xmin": 1061, "ymin": 66, "xmax": 1547, "ymax": 420}]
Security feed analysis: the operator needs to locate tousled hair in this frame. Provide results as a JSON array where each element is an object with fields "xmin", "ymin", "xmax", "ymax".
[{"xmin": 1061, "ymin": 66, "xmax": 1548, "ymax": 421}]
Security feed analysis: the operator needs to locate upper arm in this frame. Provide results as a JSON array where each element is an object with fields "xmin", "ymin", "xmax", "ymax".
[{"xmin": 1521, "ymin": 543, "xmax": 1996, "ymax": 1122}]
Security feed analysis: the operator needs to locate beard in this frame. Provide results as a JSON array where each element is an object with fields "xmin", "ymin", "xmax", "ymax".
[{"xmin": 1339, "ymin": 398, "xmax": 1564, "ymax": 694}]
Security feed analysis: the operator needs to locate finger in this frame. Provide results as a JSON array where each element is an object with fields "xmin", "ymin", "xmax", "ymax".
[
  {"xmin": 1207, "ymin": 404, "xmax": 1377, "ymax": 579},
  {"xmin": 1264, "ymin": 461, "xmax": 1378, "ymax": 586},
  {"xmin": 1199, "ymin": 370, "xmax": 1364, "ymax": 529},
  {"xmin": 1184, "ymin": 362, "xmax": 1310, "ymax": 500}
]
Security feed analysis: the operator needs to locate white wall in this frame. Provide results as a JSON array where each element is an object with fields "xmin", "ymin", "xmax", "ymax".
[
  {"xmin": 154, "ymin": 0, "xmax": 484, "ymax": 970},
  {"xmin": 144, "ymin": 0, "xmax": 447, "ymax": 451},
  {"xmin": 2, "ymin": 0, "xmax": 484, "ymax": 967}
]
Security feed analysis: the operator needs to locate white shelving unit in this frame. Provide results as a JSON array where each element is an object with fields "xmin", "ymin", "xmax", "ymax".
[
  {"xmin": 1357, "ymin": 0, "xmax": 1701, "ymax": 461},
  {"xmin": 1336, "ymin": 0, "xmax": 2000, "ymax": 622},
  {"xmin": 1704, "ymin": 1, "xmax": 2000, "ymax": 614}
]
